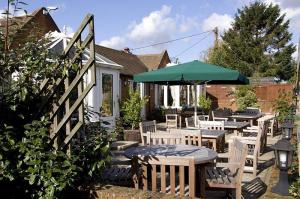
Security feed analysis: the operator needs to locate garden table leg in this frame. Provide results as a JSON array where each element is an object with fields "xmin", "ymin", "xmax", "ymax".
[{"xmin": 200, "ymin": 165, "xmax": 206, "ymax": 198}]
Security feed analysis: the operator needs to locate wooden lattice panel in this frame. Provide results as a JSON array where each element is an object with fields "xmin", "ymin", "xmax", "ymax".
[{"xmin": 39, "ymin": 14, "xmax": 96, "ymax": 151}]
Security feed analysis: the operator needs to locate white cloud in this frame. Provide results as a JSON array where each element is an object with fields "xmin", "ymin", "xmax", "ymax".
[
  {"xmin": 99, "ymin": 5, "xmax": 177, "ymax": 50},
  {"xmin": 202, "ymin": 13, "xmax": 233, "ymax": 32},
  {"xmin": 128, "ymin": 5, "xmax": 176, "ymax": 45},
  {"xmin": 178, "ymin": 16, "xmax": 199, "ymax": 33},
  {"xmin": 99, "ymin": 36, "xmax": 125, "ymax": 49}
]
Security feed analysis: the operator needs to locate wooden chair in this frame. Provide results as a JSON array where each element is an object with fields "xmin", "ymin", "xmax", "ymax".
[
  {"xmin": 146, "ymin": 131, "xmax": 182, "ymax": 145},
  {"xmin": 166, "ymin": 114, "xmax": 178, "ymax": 129},
  {"xmin": 206, "ymin": 138, "xmax": 248, "ymax": 199},
  {"xmin": 238, "ymin": 120, "xmax": 268, "ymax": 176},
  {"xmin": 132, "ymin": 155, "xmax": 197, "ymax": 197},
  {"xmin": 197, "ymin": 115, "xmax": 209, "ymax": 121},
  {"xmin": 139, "ymin": 120, "xmax": 157, "ymax": 145},
  {"xmin": 185, "ymin": 117, "xmax": 197, "ymax": 129},
  {"xmin": 212, "ymin": 110, "xmax": 229, "ymax": 122},
  {"xmin": 266, "ymin": 114, "xmax": 278, "ymax": 137},
  {"xmin": 245, "ymin": 107, "xmax": 261, "ymax": 115},
  {"xmin": 199, "ymin": 120, "xmax": 225, "ymax": 130}
]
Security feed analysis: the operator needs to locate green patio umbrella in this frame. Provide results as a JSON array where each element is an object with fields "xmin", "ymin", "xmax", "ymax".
[{"xmin": 134, "ymin": 60, "xmax": 249, "ymax": 124}]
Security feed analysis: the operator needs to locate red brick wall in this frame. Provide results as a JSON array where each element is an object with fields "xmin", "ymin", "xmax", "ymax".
[{"xmin": 206, "ymin": 84, "xmax": 293, "ymax": 113}]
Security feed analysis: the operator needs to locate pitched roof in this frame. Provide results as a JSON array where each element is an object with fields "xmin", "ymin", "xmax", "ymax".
[
  {"xmin": 95, "ymin": 45, "xmax": 148, "ymax": 76},
  {"xmin": 137, "ymin": 50, "xmax": 171, "ymax": 70},
  {"xmin": 0, "ymin": 7, "xmax": 59, "ymax": 47}
]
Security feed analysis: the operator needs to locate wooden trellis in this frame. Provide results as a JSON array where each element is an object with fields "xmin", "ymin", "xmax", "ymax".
[{"xmin": 39, "ymin": 14, "xmax": 96, "ymax": 151}]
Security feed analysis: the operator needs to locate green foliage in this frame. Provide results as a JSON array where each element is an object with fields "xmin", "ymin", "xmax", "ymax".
[
  {"xmin": 273, "ymin": 90, "xmax": 293, "ymax": 122},
  {"xmin": 234, "ymin": 86, "xmax": 258, "ymax": 111},
  {"xmin": 0, "ymin": 1, "xmax": 112, "ymax": 197},
  {"xmin": 288, "ymin": 137, "xmax": 300, "ymax": 197},
  {"xmin": 205, "ymin": 41, "xmax": 229, "ymax": 68},
  {"xmin": 17, "ymin": 119, "xmax": 77, "ymax": 198},
  {"xmin": 121, "ymin": 90, "xmax": 148, "ymax": 129},
  {"xmin": 113, "ymin": 117, "xmax": 124, "ymax": 140},
  {"xmin": 72, "ymin": 122, "xmax": 112, "ymax": 185},
  {"xmin": 207, "ymin": 1, "xmax": 296, "ymax": 80},
  {"xmin": 198, "ymin": 95, "xmax": 212, "ymax": 113}
]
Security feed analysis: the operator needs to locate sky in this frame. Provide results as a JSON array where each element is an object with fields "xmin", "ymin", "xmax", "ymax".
[{"xmin": 1, "ymin": 0, "xmax": 300, "ymax": 63}]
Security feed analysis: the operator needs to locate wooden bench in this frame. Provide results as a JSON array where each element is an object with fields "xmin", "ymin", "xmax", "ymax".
[{"xmin": 206, "ymin": 138, "xmax": 248, "ymax": 199}]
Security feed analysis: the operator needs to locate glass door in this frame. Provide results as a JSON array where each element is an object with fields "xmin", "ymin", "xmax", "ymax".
[{"xmin": 100, "ymin": 69, "xmax": 119, "ymax": 127}]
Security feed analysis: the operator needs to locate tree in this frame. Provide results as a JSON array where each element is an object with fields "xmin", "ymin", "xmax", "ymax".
[{"xmin": 207, "ymin": 1, "xmax": 296, "ymax": 80}]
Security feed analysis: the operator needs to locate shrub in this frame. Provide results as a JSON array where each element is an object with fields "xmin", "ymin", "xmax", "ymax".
[
  {"xmin": 233, "ymin": 85, "xmax": 258, "ymax": 111},
  {"xmin": 273, "ymin": 90, "xmax": 294, "ymax": 122},
  {"xmin": 198, "ymin": 94, "xmax": 212, "ymax": 113},
  {"xmin": 0, "ymin": 3, "xmax": 112, "ymax": 196},
  {"xmin": 121, "ymin": 90, "xmax": 148, "ymax": 130}
]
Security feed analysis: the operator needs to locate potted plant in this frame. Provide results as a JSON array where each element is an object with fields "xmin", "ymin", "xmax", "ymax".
[{"xmin": 121, "ymin": 89, "xmax": 148, "ymax": 141}]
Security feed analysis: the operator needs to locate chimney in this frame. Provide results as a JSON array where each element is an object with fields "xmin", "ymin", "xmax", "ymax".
[{"xmin": 123, "ymin": 47, "xmax": 131, "ymax": 54}]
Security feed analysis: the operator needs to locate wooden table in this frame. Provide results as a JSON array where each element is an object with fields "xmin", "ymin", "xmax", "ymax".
[
  {"xmin": 125, "ymin": 144, "xmax": 217, "ymax": 198},
  {"xmin": 224, "ymin": 121, "xmax": 250, "ymax": 135},
  {"xmin": 230, "ymin": 113, "xmax": 262, "ymax": 126},
  {"xmin": 183, "ymin": 128, "xmax": 226, "ymax": 152}
]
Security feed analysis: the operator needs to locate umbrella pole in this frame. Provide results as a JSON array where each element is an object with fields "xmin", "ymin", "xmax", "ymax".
[{"xmin": 194, "ymin": 83, "xmax": 197, "ymax": 126}]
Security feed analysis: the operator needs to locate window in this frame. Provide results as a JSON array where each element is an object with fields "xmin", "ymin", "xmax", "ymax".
[{"xmin": 102, "ymin": 73, "xmax": 113, "ymax": 117}]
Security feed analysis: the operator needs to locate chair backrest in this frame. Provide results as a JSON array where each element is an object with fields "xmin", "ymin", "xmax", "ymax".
[
  {"xmin": 228, "ymin": 138, "xmax": 248, "ymax": 184},
  {"xmin": 166, "ymin": 108, "xmax": 177, "ymax": 114},
  {"xmin": 166, "ymin": 114, "xmax": 178, "ymax": 129},
  {"xmin": 177, "ymin": 129, "xmax": 202, "ymax": 147},
  {"xmin": 137, "ymin": 155, "xmax": 196, "ymax": 197},
  {"xmin": 139, "ymin": 120, "xmax": 156, "ymax": 145},
  {"xmin": 146, "ymin": 131, "xmax": 182, "ymax": 145},
  {"xmin": 242, "ymin": 119, "xmax": 268, "ymax": 155},
  {"xmin": 212, "ymin": 111, "xmax": 229, "ymax": 121},
  {"xmin": 198, "ymin": 120, "xmax": 224, "ymax": 130},
  {"xmin": 185, "ymin": 117, "xmax": 195, "ymax": 128},
  {"xmin": 245, "ymin": 107, "xmax": 261, "ymax": 115},
  {"xmin": 197, "ymin": 115, "xmax": 209, "ymax": 121}
]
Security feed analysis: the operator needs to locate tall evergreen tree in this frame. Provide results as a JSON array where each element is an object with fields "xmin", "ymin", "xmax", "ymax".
[{"xmin": 208, "ymin": 2, "xmax": 296, "ymax": 80}]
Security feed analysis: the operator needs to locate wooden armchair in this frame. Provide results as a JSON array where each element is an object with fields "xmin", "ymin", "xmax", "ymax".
[
  {"xmin": 199, "ymin": 120, "xmax": 225, "ymax": 130},
  {"xmin": 166, "ymin": 114, "xmax": 178, "ymax": 129},
  {"xmin": 139, "ymin": 120, "xmax": 156, "ymax": 145},
  {"xmin": 132, "ymin": 155, "xmax": 197, "ymax": 197},
  {"xmin": 212, "ymin": 110, "xmax": 229, "ymax": 122},
  {"xmin": 206, "ymin": 138, "xmax": 248, "ymax": 199},
  {"xmin": 146, "ymin": 131, "xmax": 182, "ymax": 145},
  {"xmin": 268, "ymin": 116, "xmax": 278, "ymax": 137},
  {"xmin": 245, "ymin": 107, "xmax": 261, "ymax": 115},
  {"xmin": 185, "ymin": 117, "xmax": 197, "ymax": 129}
]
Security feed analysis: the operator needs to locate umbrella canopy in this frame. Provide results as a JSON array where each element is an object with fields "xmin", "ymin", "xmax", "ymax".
[
  {"xmin": 134, "ymin": 60, "xmax": 249, "ymax": 125},
  {"xmin": 134, "ymin": 60, "xmax": 249, "ymax": 85}
]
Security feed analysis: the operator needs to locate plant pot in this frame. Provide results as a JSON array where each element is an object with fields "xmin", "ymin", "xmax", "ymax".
[{"xmin": 124, "ymin": 129, "xmax": 141, "ymax": 142}]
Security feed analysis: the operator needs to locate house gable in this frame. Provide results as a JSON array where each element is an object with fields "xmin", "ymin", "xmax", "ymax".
[
  {"xmin": 137, "ymin": 50, "xmax": 171, "ymax": 71},
  {"xmin": 0, "ymin": 7, "xmax": 60, "ymax": 48},
  {"xmin": 95, "ymin": 45, "xmax": 148, "ymax": 76}
]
